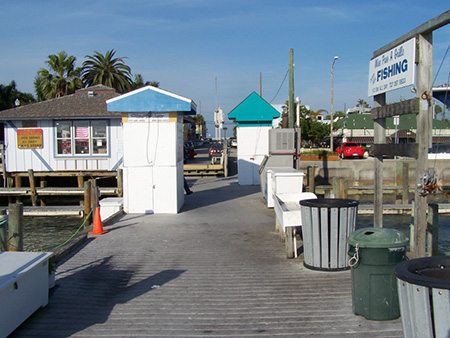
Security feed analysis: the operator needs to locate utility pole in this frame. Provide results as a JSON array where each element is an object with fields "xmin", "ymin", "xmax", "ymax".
[
  {"xmin": 330, "ymin": 56, "xmax": 338, "ymax": 152},
  {"xmin": 288, "ymin": 49, "xmax": 295, "ymax": 128},
  {"xmin": 259, "ymin": 72, "xmax": 262, "ymax": 97}
]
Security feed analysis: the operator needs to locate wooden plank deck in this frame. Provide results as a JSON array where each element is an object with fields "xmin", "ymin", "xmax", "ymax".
[
  {"xmin": 9, "ymin": 177, "xmax": 403, "ymax": 337},
  {"xmin": 184, "ymin": 164, "xmax": 224, "ymax": 176},
  {"xmin": 0, "ymin": 186, "xmax": 118, "ymax": 196}
]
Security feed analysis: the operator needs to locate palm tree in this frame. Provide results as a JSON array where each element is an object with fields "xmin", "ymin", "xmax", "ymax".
[
  {"xmin": 34, "ymin": 51, "xmax": 82, "ymax": 100},
  {"xmin": 82, "ymin": 49, "xmax": 132, "ymax": 93},
  {"xmin": 356, "ymin": 99, "xmax": 370, "ymax": 108},
  {"xmin": 130, "ymin": 74, "xmax": 159, "ymax": 90}
]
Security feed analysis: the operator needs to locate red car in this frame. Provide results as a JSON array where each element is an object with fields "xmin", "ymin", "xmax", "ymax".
[
  {"xmin": 209, "ymin": 143, "xmax": 223, "ymax": 157},
  {"xmin": 336, "ymin": 142, "xmax": 365, "ymax": 159}
]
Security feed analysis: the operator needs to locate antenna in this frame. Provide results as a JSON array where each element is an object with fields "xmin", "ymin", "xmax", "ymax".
[{"xmin": 215, "ymin": 77, "xmax": 218, "ymax": 108}]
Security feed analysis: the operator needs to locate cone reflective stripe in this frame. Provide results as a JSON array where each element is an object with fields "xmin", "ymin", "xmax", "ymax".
[{"xmin": 89, "ymin": 207, "xmax": 108, "ymax": 235}]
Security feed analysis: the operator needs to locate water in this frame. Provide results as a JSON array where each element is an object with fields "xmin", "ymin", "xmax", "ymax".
[
  {"xmin": 22, "ymin": 217, "xmax": 84, "ymax": 251},
  {"xmin": 358, "ymin": 214, "xmax": 450, "ymax": 254}
]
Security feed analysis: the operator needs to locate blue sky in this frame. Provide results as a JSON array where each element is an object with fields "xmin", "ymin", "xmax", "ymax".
[{"xmin": 1, "ymin": 1, "xmax": 449, "ymax": 134}]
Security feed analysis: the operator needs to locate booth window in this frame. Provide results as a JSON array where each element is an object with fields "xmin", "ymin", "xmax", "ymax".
[{"xmin": 55, "ymin": 120, "xmax": 108, "ymax": 156}]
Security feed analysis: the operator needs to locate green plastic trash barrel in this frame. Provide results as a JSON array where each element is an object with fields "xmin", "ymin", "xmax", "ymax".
[{"xmin": 347, "ymin": 227, "xmax": 409, "ymax": 320}]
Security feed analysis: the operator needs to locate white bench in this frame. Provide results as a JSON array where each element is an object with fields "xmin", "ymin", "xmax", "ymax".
[{"xmin": 274, "ymin": 192, "xmax": 317, "ymax": 258}]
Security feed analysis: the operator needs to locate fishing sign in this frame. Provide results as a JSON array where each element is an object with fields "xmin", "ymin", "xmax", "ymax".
[{"xmin": 368, "ymin": 38, "xmax": 416, "ymax": 97}]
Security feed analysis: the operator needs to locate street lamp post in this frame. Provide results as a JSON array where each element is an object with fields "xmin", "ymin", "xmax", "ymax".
[{"xmin": 330, "ymin": 56, "xmax": 338, "ymax": 152}]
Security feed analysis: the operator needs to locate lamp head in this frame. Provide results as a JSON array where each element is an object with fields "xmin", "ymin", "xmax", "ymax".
[{"xmin": 334, "ymin": 56, "xmax": 339, "ymax": 60}]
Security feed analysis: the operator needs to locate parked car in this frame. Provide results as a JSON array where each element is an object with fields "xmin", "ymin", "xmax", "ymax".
[
  {"xmin": 231, "ymin": 138, "xmax": 238, "ymax": 147},
  {"xmin": 193, "ymin": 139, "xmax": 203, "ymax": 147},
  {"xmin": 336, "ymin": 142, "xmax": 365, "ymax": 159},
  {"xmin": 184, "ymin": 141, "xmax": 194, "ymax": 150},
  {"xmin": 209, "ymin": 142, "xmax": 223, "ymax": 157}
]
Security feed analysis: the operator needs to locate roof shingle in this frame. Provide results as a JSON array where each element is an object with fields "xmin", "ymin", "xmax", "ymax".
[{"xmin": 0, "ymin": 85, "xmax": 122, "ymax": 120}]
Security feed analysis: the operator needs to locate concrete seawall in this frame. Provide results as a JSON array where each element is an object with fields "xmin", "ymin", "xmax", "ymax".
[{"xmin": 299, "ymin": 158, "xmax": 450, "ymax": 186}]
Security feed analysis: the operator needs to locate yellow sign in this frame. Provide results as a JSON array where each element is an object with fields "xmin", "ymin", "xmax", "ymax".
[{"xmin": 17, "ymin": 129, "xmax": 43, "ymax": 149}]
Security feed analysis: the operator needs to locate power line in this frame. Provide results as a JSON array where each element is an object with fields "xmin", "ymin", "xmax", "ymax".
[{"xmin": 270, "ymin": 69, "xmax": 289, "ymax": 103}]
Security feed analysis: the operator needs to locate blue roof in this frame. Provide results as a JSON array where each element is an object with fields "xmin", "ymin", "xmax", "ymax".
[
  {"xmin": 106, "ymin": 86, "xmax": 196, "ymax": 115},
  {"xmin": 228, "ymin": 92, "xmax": 280, "ymax": 126}
]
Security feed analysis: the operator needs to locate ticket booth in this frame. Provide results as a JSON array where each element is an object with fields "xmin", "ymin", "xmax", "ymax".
[
  {"xmin": 228, "ymin": 92, "xmax": 280, "ymax": 185},
  {"xmin": 107, "ymin": 86, "xmax": 196, "ymax": 214}
]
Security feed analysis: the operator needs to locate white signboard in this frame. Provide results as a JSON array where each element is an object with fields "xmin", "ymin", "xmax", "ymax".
[
  {"xmin": 368, "ymin": 38, "xmax": 416, "ymax": 97},
  {"xmin": 127, "ymin": 112, "xmax": 170, "ymax": 123}
]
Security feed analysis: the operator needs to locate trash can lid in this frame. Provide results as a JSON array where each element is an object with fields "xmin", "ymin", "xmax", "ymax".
[
  {"xmin": 394, "ymin": 256, "xmax": 450, "ymax": 290},
  {"xmin": 300, "ymin": 198, "xmax": 359, "ymax": 208},
  {"xmin": 347, "ymin": 227, "xmax": 409, "ymax": 248}
]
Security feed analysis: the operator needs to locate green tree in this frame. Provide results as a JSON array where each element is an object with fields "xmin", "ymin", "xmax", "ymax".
[
  {"xmin": 34, "ymin": 51, "xmax": 82, "ymax": 100},
  {"xmin": 82, "ymin": 49, "xmax": 132, "ymax": 93},
  {"xmin": 300, "ymin": 118, "xmax": 330, "ymax": 147},
  {"xmin": 356, "ymin": 99, "xmax": 370, "ymax": 108},
  {"xmin": 195, "ymin": 113, "xmax": 205, "ymax": 126},
  {"xmin": 0, "ymin": 81, "xmax": 35, "ymax": 110},
  {"xmin": 130, "ymin": 74, "xmax": 159, "ymax": 90},
  {"xmin": 298, "ymin": 106, "xmax": 330, "ymax": 146}
]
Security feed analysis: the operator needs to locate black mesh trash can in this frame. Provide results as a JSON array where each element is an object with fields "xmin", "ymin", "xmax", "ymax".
[
  {"xmin": 394, "ymin": 256, "xmax": 450, "ymax": 338},
  {"xmin": 300, "ymin": 198, "xmax": 359, "ymax": 271}
]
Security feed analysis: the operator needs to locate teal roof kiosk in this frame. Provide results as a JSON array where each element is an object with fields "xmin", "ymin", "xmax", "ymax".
[
  {"xmin": 107, "ymin": 86, "xmax": 196, "ymax": 214},
  {"xmin": 228, "ymin": 92, "xmax": 280, "ymax": 185}
]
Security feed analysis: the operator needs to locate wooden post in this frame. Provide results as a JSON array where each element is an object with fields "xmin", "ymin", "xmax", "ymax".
[
  {"xmin": 288, "ymin": 48, "xmax": 295, "ymax": 128},
  {"xmin": 413, "ymin": 32, "xmax": 433, "ymax": 258},
  {"xmin": 373, "ymin": 93, "xmax": 386, "ymax": 228},
  {"xmin": 7, "ymin": 175, "xmax": 13, "ymax": 204},
  {"xmin": 15, "ymin": 175, "xmax": 22, "ymax": 203},
  {"xmin": 8, "ymin": 202, "xmax": 23, "ymax": 251},
  {"xmin": 84, "ymin": 180, "xmax": 92, "ymax": 226},
  {"xmin": 409, "ymin": 200, "xmax": 415, "ymax": 254},
  {"xmin": 307, "ymin": 166, "xmax": 315, "ymax": 193},
  {"xmin": 40, "ymin": 180, "xmax": 47, "ymax": 206},
  {"xmin": 27, "ymin": 169, "xmax": 37, "ymax": 206},
  {"xmin": 77, "ymin": 175, "xmax": 84, "ymax": 206},
  {"xmin": 285, "ymin": 228, "xmax": 295, "ymax": 259},
  {"xmin": 0, "ymin": 209, "xmax": 7, "ymax": 251},
  {"xmin": 333, "ymin": 178, "xmax": 348, "ymax": 199},
  {"xmin": 90, "ymin": 179, "xmax": 99, "ymax": 208},
  {"xmin": 117, "ymin": 169, "xmax": 123, "ymax": 197},
  {"xmin": 427, "ymin": 203, "xmax": 439, "ymax": 257},
  {"xmin": 402, "ymin": 162, "xmax": 409, "ymax": 204}
]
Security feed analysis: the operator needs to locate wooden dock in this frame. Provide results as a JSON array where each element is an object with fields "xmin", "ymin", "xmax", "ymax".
[
  {"xmin": 0, "ymin": 186, "xmax": 118, "ymax": 197},
  {"xmin": 10, "ymin": 177, "xmax": 403, "ymax": 337},
  {"xmin": 184, "ymin": 164, "xmax": 224, "ymax": 176}
]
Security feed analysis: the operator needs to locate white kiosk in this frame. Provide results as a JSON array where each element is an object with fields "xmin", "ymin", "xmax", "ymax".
[
  {"xmin": 228, "ymin": 92, "xmax": 280, "ymax": 185},
  {"xmin": 107, "ymin": 86, "xmax": 196, "ymax": 214}
]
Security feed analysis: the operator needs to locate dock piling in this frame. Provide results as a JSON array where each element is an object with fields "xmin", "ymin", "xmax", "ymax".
[{"xmin": 8, "ymin": 202, "xmax": 23, "ymax": 251}]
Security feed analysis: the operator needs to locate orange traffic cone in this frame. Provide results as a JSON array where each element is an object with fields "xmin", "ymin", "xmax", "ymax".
[{"xmin": 89, "ymin": 207, "xmax": 108, "ymax": 235}]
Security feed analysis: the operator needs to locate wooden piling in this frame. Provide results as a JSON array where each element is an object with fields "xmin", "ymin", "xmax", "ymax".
[
  {"xmin": 427, "ymin": 203, "xmax": 439, "ymax": 256},
  {"xmin": 333, "ymin": 178, "xmax": 348, "ymax": 199},
  {"xmin": 285, "ymin": 228, "xmax": 295, "ymax": 259},
  {"xmin": 40, "ymin": 180, "xmax": 47, "ymax": 206},
  {"xmin": 307, "ymin": 166, "xmax": 315, "ymax": 193},
  {"xmin": 84, "ymin": 180, "xmax": 92, "ymax": 226},
  {"xmin": 402, "ymin": 162, "xmax": 409, "ymax": 204},
  {"xmin": 0, "ymin": 209, "xmax": 7, "ymax": 251},
  {"xmin": 77, "ymin": 175, "xmax": 85, "ymax": 206},
  {"xmin": 117, "ymin": 169, "xmax": 123, "ymax": 197},
  {"xmin": 8, "ymin": 202, "xmax": 23, "ymax": 251},
  {"xmin": 28, "ymin": 169, "xmax": 37, "ymax": 207}
]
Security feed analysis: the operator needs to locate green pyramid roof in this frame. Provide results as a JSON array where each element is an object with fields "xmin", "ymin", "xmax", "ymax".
[{"xmin": 228, "ymin": 92, "xmax": 280, "ymax": 126}]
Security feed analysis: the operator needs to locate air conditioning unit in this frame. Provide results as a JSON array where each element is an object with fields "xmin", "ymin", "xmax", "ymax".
[{"xmin": 269, "ymin": 129, "xmax": 295, "ymax": 154}]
